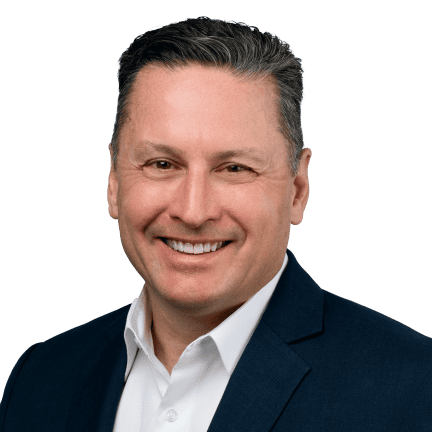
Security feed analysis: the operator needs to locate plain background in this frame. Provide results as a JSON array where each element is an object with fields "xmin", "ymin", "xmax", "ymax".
[{"xmin": 1, "ymin": 0, "xmax": 431, "ymax": 393}]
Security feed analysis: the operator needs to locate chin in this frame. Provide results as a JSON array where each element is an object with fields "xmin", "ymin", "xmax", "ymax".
[{"xmin": 154, "ymin": 276, "xmax": 232, "ymax": 312}]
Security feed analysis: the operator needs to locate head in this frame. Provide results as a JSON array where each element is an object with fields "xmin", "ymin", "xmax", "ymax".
[
  {"xmin": 107, "ymin": 17, "xmax": 311, "ymax": 320},
  {"xmin": 110, "ymin": 17, "xmax": 304, "ymax": 178}
]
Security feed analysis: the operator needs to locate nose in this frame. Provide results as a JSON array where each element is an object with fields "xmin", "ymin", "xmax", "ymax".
[{"xmin": 168, "ymin": 167, "xmax": 221, "ymax": 228}]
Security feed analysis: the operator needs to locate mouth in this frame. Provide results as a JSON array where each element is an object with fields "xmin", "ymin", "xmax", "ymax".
[{"xmin": 159, "ymin": 237, "xmax": 232, "ymax": 255}]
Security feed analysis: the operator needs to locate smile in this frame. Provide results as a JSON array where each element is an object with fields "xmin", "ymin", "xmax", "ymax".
[{"xmin": 160, "ymin": 238, "xmax": 232, "ymax": 255}]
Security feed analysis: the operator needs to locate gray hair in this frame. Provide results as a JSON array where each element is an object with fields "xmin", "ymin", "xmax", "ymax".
[{"xmin": 111, "ymin": 17, "xmax": 304, "ymax": 177}]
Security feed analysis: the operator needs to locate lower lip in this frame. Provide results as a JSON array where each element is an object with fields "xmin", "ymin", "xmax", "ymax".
[{"xmin": 157, "ymin": 238, "xmax": 232, "ymax": 267}]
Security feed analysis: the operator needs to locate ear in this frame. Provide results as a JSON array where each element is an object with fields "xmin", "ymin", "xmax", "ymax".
[
  {"xmin": 291, "ymin": 148, "xmax": 312, "ymax": 225},
  {"xmin": 108, "ymin": 143, "xmax": 119, "ymax": 220}
]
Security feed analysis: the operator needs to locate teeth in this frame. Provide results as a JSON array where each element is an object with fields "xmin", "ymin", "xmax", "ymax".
[
  {"xmin": 164, "ymin": 239, "xmax": 228, "ymax": 255},
  {"xmin": 194, "ymin": 244, "xmax": 203, "ymax": 254}
]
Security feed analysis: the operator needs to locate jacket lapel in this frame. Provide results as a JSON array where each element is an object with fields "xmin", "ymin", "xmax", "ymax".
[
  {"xmin": 208, "ymin": 249, "xmax": 324, "ymax": 432},
  {"xmin": 207, "ymin": 321, "xmax": 311, "ymax": 432},
  {"xmin": 65, "ymin": 308, "xmax": 129, "ymax": 432}
]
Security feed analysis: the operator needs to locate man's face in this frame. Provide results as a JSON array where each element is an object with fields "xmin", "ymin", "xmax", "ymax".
[{"xmin": 108, "ymin": 64, "xmax": 310, "ymax": 316}]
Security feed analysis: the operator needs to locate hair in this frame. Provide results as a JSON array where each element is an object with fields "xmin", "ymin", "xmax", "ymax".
[{"xmin": 110, "ymin": 17, "xmax": 304, "ymax": 177}]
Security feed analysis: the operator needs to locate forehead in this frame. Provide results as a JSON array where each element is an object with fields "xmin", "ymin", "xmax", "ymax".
[
  {"xmin": 130, "ymin": 63, "xmax": 280, "ymax": 121},
  {"xmin": 121, "ymin": 64, "xmax": 285, "ymax": 159}
]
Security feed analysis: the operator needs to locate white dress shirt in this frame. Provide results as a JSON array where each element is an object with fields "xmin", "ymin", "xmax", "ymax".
[{"xmin": 113, "ymin": 253, "xmax": 288, "ymax": 432}]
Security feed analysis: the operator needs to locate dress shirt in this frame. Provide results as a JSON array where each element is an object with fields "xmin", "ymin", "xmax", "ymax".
[{"xmin": 113, "ymin": 252, "xmax": 288, "ymax": 432}]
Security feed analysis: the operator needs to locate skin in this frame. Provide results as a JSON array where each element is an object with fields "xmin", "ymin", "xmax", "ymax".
[{"xmin": 108, "ymin": 64, "xmax": 311, "ymax": 373}]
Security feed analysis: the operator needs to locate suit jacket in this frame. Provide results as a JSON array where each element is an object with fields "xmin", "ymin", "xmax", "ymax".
[{"xmin": 1, "ymin": 249, "xmax": 432, "ymax": 431}]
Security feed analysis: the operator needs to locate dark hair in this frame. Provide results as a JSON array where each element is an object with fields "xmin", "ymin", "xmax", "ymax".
[{"xmin": 110, "ymin": 17, "xmax": 304, "ymax": 176}]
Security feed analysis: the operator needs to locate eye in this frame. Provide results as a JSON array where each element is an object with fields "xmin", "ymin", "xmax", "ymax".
[
  {"xmin": 147, "ymin": 160, "xmax": 173, "ymax": 170},
  {"xmin": 224, "ymin": 164, "xmax": 251, "ymax": 173}
]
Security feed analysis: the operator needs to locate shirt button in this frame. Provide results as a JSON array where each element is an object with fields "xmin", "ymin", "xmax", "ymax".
[{"xmin": 166, "ymin": 409, "xmax": 178, "ymax": 422}]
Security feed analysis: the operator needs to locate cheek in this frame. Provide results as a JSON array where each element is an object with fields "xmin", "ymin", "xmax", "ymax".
[
  {"xmin": 119, "ymin": 180, "xmax": 166, "ymax": 230},
  {"xmin": 255, "ymin": 187, "xmax": 291, "ymax": 240},
  {"xmin": 226, "ymin": 184, "xmax": 288, "ymax": 234}
]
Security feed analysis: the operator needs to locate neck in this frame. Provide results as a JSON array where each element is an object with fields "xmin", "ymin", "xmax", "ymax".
[{"xmin": 148, "ymin": 293, "xmax": 243, "ymax": 374}]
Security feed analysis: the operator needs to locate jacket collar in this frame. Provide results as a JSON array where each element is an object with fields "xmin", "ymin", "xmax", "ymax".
[
  {"xmin": 263, "ymin": 249, "xmax": 324, "ymax": 344},
  {"xmin": 65, "ymin": 322, "xmax": 128, "ymax": 432}
]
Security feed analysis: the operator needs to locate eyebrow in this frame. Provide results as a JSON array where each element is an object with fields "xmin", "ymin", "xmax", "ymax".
[{"xmin": 133, "ymin": 141, "xmax": 265, "ymax": 164}]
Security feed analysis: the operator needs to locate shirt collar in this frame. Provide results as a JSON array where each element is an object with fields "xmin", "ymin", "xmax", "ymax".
[
  {"xmin": 123, "ymin": 252, "xmax": 288, "ymax": 380},
  {"xmin": 209, "ymin": 252, "xmax": 288, "ymax": 374},
  {"xmin": 123, "ymin": 287, "xmax": 153, "ymax": 380}
]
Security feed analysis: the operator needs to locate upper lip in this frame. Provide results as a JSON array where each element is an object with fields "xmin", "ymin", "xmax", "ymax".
[{"xmin": 160, "ymin": 237, "xmax": 231, "ymax": 244}]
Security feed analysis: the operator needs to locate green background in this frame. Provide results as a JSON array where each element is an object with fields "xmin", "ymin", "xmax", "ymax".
[{"xmin": 0, "ymin": 0, "xmax": 432, "ymax": 390}]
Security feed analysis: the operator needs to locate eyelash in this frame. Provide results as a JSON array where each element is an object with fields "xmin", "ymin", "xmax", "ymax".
[{"xmin": 146, "ymin": 160, "xmax": 252, "ymax": 173}]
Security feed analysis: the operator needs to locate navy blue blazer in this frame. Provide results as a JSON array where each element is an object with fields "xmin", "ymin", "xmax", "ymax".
[{"xmin": 1, "ymin": 249, "xmax": 432, "ymax": 431}]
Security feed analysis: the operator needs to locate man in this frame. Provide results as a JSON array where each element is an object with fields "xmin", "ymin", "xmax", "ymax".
[{"xmin": 1, "ymin": 16, "xmax": 431, "ymax": 432}]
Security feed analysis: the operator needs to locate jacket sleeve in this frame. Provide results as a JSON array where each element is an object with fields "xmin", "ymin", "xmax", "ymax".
[
  {"xmin": 399, "ymin": 366, "xmax": 432, "ymax": 431},
  {"xmin": 0, "ymin": 344, "xmax": 40, "ymax": 432}
]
